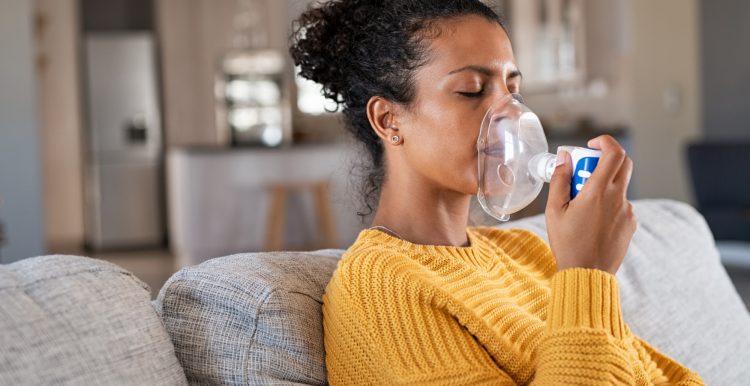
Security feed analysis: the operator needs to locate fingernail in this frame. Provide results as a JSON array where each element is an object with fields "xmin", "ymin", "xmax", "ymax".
[{"xmin": 556, "ymin": 151, "xmax": 566, "ymax": 166}]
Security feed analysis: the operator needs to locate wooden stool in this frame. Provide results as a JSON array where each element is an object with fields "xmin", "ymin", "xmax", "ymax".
[{"xmin": 264, "ymin": 179, "xmax": 340, "ymax": 252}]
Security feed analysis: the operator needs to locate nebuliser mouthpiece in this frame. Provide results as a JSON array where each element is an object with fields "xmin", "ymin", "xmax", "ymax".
[{"xmin": 476, "ymin": 94, "xmax": 602, "ymax": 221}]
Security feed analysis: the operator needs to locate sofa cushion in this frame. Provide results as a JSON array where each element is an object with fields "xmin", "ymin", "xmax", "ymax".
[
  {"xmin": 0, "ymin": 255, "xmax": 188, "ymax": 386},
  {"xmin": 154, "ymin": 250, "xmax": 341, "ymax": 386},
  {"xmin": 496, "ymin": 199, "xmax": 750, "ymax": 385}
]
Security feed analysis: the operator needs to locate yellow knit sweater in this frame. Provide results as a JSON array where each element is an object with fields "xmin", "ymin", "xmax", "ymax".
[{"xmin": 322, "ymin": 227, "xmax": 705, "ymax": 385}]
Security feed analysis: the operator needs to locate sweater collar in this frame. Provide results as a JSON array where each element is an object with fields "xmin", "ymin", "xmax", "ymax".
[{"xmin": 360, "ymin": 228, "xmax": 497, "ymax": 269}]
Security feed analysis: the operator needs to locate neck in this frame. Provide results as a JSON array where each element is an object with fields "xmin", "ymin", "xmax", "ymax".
[{"xmin": 371, "ymin": 172, "xmax": 472, "ymax": 248}]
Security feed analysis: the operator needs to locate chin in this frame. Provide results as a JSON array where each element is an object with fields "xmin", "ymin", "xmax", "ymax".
[{"xmin": 458, "ymin": 181, "xmax": 480, "ymax": 197}]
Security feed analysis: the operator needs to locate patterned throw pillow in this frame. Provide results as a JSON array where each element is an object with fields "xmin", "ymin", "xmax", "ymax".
[{"xmin": 155, "ymin": 250, "xmax": 340, "ymax": 386}]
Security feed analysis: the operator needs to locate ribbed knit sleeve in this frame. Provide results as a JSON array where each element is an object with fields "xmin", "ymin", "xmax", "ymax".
[
  {"xmin": 631, "ymin": 330, "xmax": 707, "ymax": 385},
  {"xmin": 534, "ymin": 268, "xmax": 705, "ymax": 385},
  {"xmin": 547, "ymin": 268, "xmax": 625, "ymax": 337},
  {"xmin": 322, "ymin": 229, "xmax": 705, "ymax": 386},
  {"xmin": 536, "ymin": 268, "xmax": 641, "ymax": 384}
]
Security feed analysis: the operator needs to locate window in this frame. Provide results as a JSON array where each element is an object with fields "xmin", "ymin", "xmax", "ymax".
[{"xmin": 295, "ymin": 67, "xmax": 338, "ymax": 115}]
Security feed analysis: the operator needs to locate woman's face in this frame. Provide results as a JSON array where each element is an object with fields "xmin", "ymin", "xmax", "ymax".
[{"xmin": 396, "ymin": 15, "xmax": 521, "ymax": 196}]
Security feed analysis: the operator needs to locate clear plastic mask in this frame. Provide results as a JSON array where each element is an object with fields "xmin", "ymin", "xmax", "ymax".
[{"xmin": 477, "ymin": 94, "xmax": 550, "ymax": 221}]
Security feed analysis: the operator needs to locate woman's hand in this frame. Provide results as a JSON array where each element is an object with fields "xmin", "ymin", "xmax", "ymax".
[{"xmin": 545, "ymin": 135, "xmax": 636, "ymax": 276}]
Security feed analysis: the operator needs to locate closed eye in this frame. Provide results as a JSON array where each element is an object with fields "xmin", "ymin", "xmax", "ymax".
[{"xmin": 458, "ymin": 90, "xmax": 484, "ymax": 98}]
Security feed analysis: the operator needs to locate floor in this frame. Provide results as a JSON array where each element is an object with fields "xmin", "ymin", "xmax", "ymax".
[{"xmin": 93, "ymin": 248, "xmax": 750, "ymax": 308}]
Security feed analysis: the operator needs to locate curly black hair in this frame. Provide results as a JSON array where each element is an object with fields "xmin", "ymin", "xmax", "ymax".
[{"xmin": 289, "ymin": 0, "xmax": 505, "ymax": 218}]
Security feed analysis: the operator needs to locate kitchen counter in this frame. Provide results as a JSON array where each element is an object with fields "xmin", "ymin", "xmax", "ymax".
[{"xmin": 167, "ymin": 143, "xmax": 367, "ymax": 267}]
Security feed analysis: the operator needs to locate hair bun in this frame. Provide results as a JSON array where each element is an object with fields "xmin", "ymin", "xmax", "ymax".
[{"xmin": 290, "ymin": 0, "xmax": 379, "ymax": 109}]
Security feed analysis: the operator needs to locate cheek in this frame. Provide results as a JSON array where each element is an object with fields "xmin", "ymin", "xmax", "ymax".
[{"xmin": 407, "ymin": 101, "xmax": 482, "ymax": 193}]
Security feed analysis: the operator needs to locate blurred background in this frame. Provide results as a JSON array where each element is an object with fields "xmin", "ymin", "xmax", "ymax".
[{"xmin": 0, "ymin": 0, "xmax": 748, "ymax": 303}]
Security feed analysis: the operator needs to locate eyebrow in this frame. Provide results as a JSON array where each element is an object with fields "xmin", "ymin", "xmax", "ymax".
[{"xmin": 448, "ymin": 65, "xmax": 523, "ymax": 79}]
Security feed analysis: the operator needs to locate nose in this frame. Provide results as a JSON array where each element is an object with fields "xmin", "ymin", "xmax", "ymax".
[
  {"xmin": 484, "ymin": 82, "xmax": 513, "ymax": 107},
  {"xmin": 494, "ymin": 84, "xmax": 513, "ymax": 99}
]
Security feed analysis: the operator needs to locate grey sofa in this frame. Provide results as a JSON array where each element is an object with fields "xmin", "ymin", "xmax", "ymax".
[{"xmin": 1, "ymin": 200, "xmax": 750, "ymax": 385}]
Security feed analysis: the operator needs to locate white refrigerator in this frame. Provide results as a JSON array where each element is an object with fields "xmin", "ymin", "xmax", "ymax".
[{"xmin": 83, "ymin": 32, "xmax": 165, "ymax": 249}]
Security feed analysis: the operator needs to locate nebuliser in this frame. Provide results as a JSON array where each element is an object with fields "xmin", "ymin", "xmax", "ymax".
[{"xmin": 476, "ymin": 94, "xmax": 602, "ymax": 221}]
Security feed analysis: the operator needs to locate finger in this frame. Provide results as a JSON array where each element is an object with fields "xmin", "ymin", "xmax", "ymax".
[
  {"xmin": 584, "ymin": 135, "xmax": 626, "ymax": 190},
  {"xmin": 613, "ymin": 156, "xmax": 634, "ymax": 197},
  {"xmin": 547, "ymin": 150, "xmax": 572, "ymax": 210}
]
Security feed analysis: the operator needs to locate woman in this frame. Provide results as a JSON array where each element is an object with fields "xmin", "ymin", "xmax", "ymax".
[{"xmin": 290, "ymin": 1, "xmax": 704, "ymax": 385}]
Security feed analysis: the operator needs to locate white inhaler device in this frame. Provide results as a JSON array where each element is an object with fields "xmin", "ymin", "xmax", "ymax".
[{"xmin": 476, "ymin": 94, "xmax": 602, "ymax": 221}]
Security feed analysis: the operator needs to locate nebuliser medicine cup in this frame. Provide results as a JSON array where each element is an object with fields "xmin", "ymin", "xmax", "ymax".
[{"xmin": 476, "ymin": 94, "xmax": 602, "ymax": 221}]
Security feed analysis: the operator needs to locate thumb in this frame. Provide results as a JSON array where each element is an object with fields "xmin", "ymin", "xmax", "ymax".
[{"xmin": 547, "ymin": 151, "xmax": 572, "ymax": 210}]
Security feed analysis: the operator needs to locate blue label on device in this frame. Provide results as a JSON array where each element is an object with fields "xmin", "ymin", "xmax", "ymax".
[{"xmin": 571, "ymin": 157, "xmax": 599, "ymax": 198}]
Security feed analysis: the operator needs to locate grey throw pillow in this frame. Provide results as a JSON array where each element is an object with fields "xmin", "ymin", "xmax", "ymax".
[
  {"xmin": 0, "ymin": 255, "xmax": 188, "ymax": 386},
  {"xmin": 154, "ymin": 251, "xmax": 340, "ymax": 386}
]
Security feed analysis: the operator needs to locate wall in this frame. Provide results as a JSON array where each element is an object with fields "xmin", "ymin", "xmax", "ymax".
[
  {"xmin": 0, "ymin": 0, "xmax": 46, "ymax": 263},
  {"xmin": 35, "ymin": 0, "xmax": 86, "ymax": 253},
  {"xmin": 700, "ymin": 0, "xmax": 750, "ymax": 140},
  {"xmin": 629, "ymin": 0, "xmax": 703, "ymax": 203}
]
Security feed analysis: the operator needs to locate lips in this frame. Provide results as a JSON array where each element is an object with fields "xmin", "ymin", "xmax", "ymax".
[{"xmin": 483, "ymin": 143, "xmax": 505, "ymax": 158}]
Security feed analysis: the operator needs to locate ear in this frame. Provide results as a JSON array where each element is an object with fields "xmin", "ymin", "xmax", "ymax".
[{"xmin": 366, "ymin": 96, "xmax": 402, "ymax": 145}]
